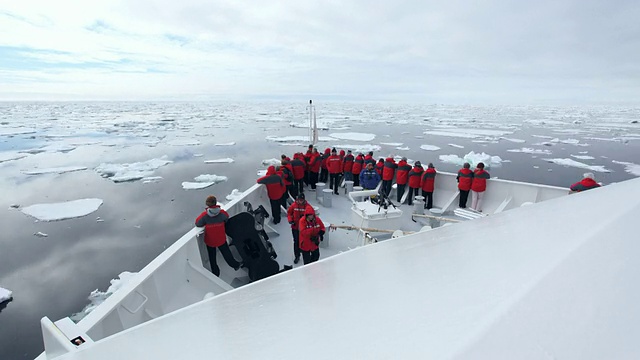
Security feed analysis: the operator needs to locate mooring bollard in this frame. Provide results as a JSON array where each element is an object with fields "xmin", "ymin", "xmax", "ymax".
[
  {"xmin": 316, "ymin": 182, "xmax": 326, "ymax": 201},
  {"xmin": 344, "ymin": 180, "xmax": 354, "ymax": 194},
  {"xmin": 322, "ymin": 188, "xmax": 333, "ymax": 208},
  {"xmin": 414, "ymin": 196, "xmax": 425, "ymax": 215}
]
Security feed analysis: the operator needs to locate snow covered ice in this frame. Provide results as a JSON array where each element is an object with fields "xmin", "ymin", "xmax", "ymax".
[
  {"xmin": 95, "ymin": 157, "xmax": 173, "ymax": 183},
  {"xmin": 205, "ymin": 158, "xmax": 234, "ymax": 164},
  {"xmin": 71, "ymin": 272, "xmax": 137, "ymax": 322},
  {"xmin": 0, "ymin": 287, "xmax": 12, "ymax": 303},
  {"xmin": 439, "ymin": 151, "xmax": 504, "ymax": 167},
  {"xmin": 420, "ymin": 145, "xmax": 441, "ymax": 151},
  {"xmin": 182, "ymin": 174, "xmax": 228, "ymax": 190},
  {"xmin": 20, "ymin": 199, "xmax": 103, "ymax": 221},
  {"xmin": 543, "ymin": 158, "xmax": 611, "ymax": 173},
  {"xmin": 22, "ymin": 166, "xmax": 88, "ymax": 175}
]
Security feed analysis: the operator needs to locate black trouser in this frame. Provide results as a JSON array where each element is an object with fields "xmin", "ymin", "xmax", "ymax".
[
  {"xmin": 320, "ymin": 168, "xmax": 328, "ymax": 183},
  {"xmin": 353, "ymin": 174, "xmax": 360, "ymax": 187},
  {"xmin": 382, "ymin": 180, "xmax": 392, "ymax": 196},
  {"xmin": 304, "ymin": 170, "xmax": 310, "ymax": 185},
  {"xmin": 406, "ymin": 187, "xmax": 418, "ymax": 205},
  {"xmin": 329, "ymin": 173, "xmax": 341, "ymax": 194},
  {"xmin": 294, "ymin": 179, "xmax": 304, "ymax": 194},
  {"xmin": 422, "ymin": 190, "xmax": 433, "ymax": 209},
  {"xmin": 280, "ymin": 193, "xmax": 290, "ymax": 211},
  {"xmin": 291, "ymin": 228, "xmax": 301, "ymax": 259},
  {"xmin": 459, "ymin": 190, "xmax": 469, "ymax": 208},
  {"xmin": 396, "ymin": 184, "xmax": 406, "ymax": 202},
  {"xmin": 302, "ymin": 249, "xmax": 320, "ymax": 264},
  {"xmin": 269, "ymin": 199, "xmax": 281, "ymax": 223},
  {"xmin": 207, "ymin": 243, "xmax": 240, "ymax": 277},
  {"xmin": 287, "ymin": 184, "xmax": 297, "ymax": 199},
  {"xmin": 310, "ymin": 171, "xmax": 319, "ymax": 189}
]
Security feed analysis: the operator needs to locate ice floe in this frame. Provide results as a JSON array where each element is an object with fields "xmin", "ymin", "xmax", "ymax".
[
  {"xmin": 214, "ymin": 142, "xmax": 236, "ymax": 146},
  {"xmin": 507, "ymin": 148, "xmax": 552, "ymax": 155},
  {"xmin": 543, "ymin": 158, "xmax": 611, "ymax": 173},
  {"xmin": 332, "ymin": 144, "xmax": 381, "ymax": 153},
  {"xmin": 380, "ymin": 142, "xmax": 403, "ymax": 146},
  {"xmin": 0, "ymin": 287, "xmax": 12, "ymax": 302},
  {"xmin": 423, "ymin": 130, "xmax": 478, "ymax": 139},
  {"xmin": 570, "ymin": 155, "xmax": 595, "ymax": 160},
  {"xmin": 612, "ymin": 161, "xmax": 640, "ymax": 176},
  {"xmin": 262, "ymin": 158, "xmax": 281, "ymax": 166},
  {"xmin": 20, "ymin": 198, "xmax": 103, "ymax": 221},
  {"xmin": 225, "ymin": 189, "xmax": 245, "ymax": 201},
  {"xmin": 182, "ymin": 174, "xmax": 228, "ymax": 190},
  {"xmin": 95, "ymin": 157, "xmax": 173, "ymax": 183},
  {"xmin": 420, "ymin": 145, "xmax": 441, "ymax": 151},
  {"xmin": 22, "ymin": 166, "xmax": 88, "ymax": 175},
  {"xmin": 396, "ymin": 146, "xmax": 409, "ymax": 151},
  {"xmin": 34, "ymin": 232, "xmax": 48, "ymax": 237},
  {"xmin": 448, "ymin": 144, "xmax": 464, "ymax": 149},
  {"xmin": 425, "ymin": 128, "xmax": 513, "ymax": 138},
  {"xmin": 70, "ymin": 272, "xmax": 137, "ymax": 322},
  {"xmin": 205, "ymin": 158, "xmax": 234, "ymax": 164},
  {"xmin": 500, "ymin": 137, "xmax": 526, "ymax": 143},
  {"xmin": 439, "ymin": 151, "xmax": 503, "ymax": 167},
  {"xmin": 329, "ymin": 132, "xmax": 375, "ymax": 141},
  {"xmin": 142, "ymin": 176, "xmax": 163, "ymax": 184}
]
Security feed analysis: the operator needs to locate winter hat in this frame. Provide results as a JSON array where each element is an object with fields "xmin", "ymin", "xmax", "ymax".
[
  {"xmin": 331, "ymin": 147, "xmax": 337, "ymax": 153},
  {"xmin": 297, "ymin": 193, "xmax": 305, "ymax": 200},
  {"xmin": 347, "ymin": 150, "xmax": 352, "ymax": 153},
  {"xmin": 415, "ymin": 161, "xmax": 421, "ymax": 167},
  {"xmin": 401, "ymin": 157, "xmax": 407, "ymax": 161},
  {"xmin": 206, "ymin": 195, "xmax": 217, "ymax": 207}
]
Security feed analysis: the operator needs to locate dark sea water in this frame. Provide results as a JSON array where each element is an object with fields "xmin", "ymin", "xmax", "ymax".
[{"xmin": 0, "ymin": 102, "xmax": 638, "ymax": 359}]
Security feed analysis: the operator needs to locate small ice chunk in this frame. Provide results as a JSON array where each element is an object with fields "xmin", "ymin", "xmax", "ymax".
[
  {"xmin": 167, "ymin": 139, "xmax": 200, "ymax": 146},
  {"xmin": 22, "ymin": 166, "xmax": 88, "ymax": 175},
  {"xmin": 501, "ymin": 137, "xmax": 526, "ymax": 143},
  {"xmin": 0, "ymin": 287, "xmax": 12, "ymax": 302},
  {"xmin": 34, "ymin": 232, "xmax": 48, "ymax": 237},
  {"xmin": 182, "ymin": 182, "xmax": 214, "ymax": 190},
  {"xmin": 214, "ymin": 142, "xmax": 236, "ymax": 146},
  {"xmin": 182, "ymin": 174, "xmax": 228, "ymax": 190},
  {"xmin": 420, "ymin": 145, "xmax": 441, "ymax": 151},
  {"xmin": 21, "ymin": 199, "xmax": 103, "ymax": 221},
  {"xmin": 332, "ymin": 144, "xmax": 381, "ymax": 153},
  {"xmin": 225, "ymin": 189, "xmax": 245, "ymax": 201},
  {"xmin": 448, "ymin": 144, "xmax": 464, "ymax": 149},
  {"xmin": 142, "ymin": 176, "xmax": 163, "ymax": 183},
  {"xmin": 439, "ymin": 151, "xmax": 503, "ymax": 167},
  {"xmin": 205, "ymin": 158, "xmax": 234, "ymax": 164},
  {"xmin": 194, "ymin": 174, "xmax": 228, "ymax": 183},
  {"xmin": 507, "ymin": 148, "xmax": 552, "ymax": 155},
  {"xmin": 612, "ymin": 160, "xmax": 640, "ymax": 176},
  {"xmin": 262, "ymin": 158, "xmax": 281, "ymax": 166},
  {"xmin": 70, "ymin": 272, "xmax": 137, "ymax": 322},
  {"xmin": 543, "ymin": 158, "xmax": 611, "ymax": 173},
  {"xmin": 396, "ymin": 146, "xmax": 409, "ymax": 151},
  {"xmin": 96, "ymin": 156, "xmax": 172, "ymax": 183},
  {"xmin": 193, "ymin": 154, "xmax": 204, "ymax": 157},
  {"xmin": 570, "ymin": 154, "xmax": 595, "ymax": 160},
  {"xmin": 380, "ymin": 142, "xmax": 403, "ymax": 146}
]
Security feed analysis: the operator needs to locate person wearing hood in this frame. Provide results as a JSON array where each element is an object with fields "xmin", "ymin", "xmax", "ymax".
[
  {"xmin": 456, "ymin": 162, "xmax": 474, "ymax": 208},
  {"xmin": 304, "ymin": 144, "xmax": 313, "ymax": 186},
  {"xmin": 570, "ymin": 172, "xmax": 601, "ymax": 193},
  {"xmin": 342, "ymin": 150, "xmax": 354, "ymax": 182},
  {"xmin": 420, "ymin": 163, "xmax": 437, "ymax": 209},
  {"xmin": 352, "ymin": 153, "xmax": 365, "ymax": 187},
  {"xmin": 406, "ymin": 161, "xmax": 424, "ymax": 205},
  {"xmin": 308, "ymin": 147, "xmax": 322, "ymax": 190},
  {"xmin": 290, "ymin": 152, "xmax": 306, "ymax": 195},
  {"xmin": 298, "ymin": 207, "xmax": 326, "ymax": 265},
  {"xmin": 470, "ymin": 162, "xmax": 490, "ymax": 211},
  {"xmin": 382, "ymin": 156, "xmax": 397, "ymax": 196},
  {"xmin": 396, "ymin": 157, "xmax": 411, "ymax": 202},
  {"xmin": 257, "ymin": 165, "xmax": 286, "ymax": 224},
  {"xmin": 195, "ymin": 195, "xmax": 242, "ymax": 276},
  {"xmin": 327, "ymin": 148, "xmax": 342, "ymax": 195},
  {"xmin": 281, "ymin": 158, "xmax": 297, "ymax": 199},
  {"xmin": 287, "ymin": 193, "xmax": 313, "ymax": 264},
  {"xmin": 364, "ymin": 151, "xmax": 375, "ymax": 166},
  {"xmin": 359, "ymin": 162, "xmax": 381, "ymax": 190},
  {"xmin": 375, "ymin": 158, "xmax": 384, "ymax": 177}
]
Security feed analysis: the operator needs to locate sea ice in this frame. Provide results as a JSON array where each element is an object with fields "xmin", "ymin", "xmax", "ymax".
[
  {"xmin": 22, "ymin": 166, "xmax": 88, "ymax": 175},
  {"xmin": 34, "ymin": 232, "xmax": 48, "ymax": 237},
  {"xmin": 612, "ymin": 161, "xmax": 640, "ymax": 176},
  {"xmin": 225, "ymin": 189, "xmax": 245, "ymax": 201},
  {"xmin": 423, "ymin": 130, "xmax": 479, "ymax": 139},
  {"xmin": 0, "ymin": 287, "xmax": 12, "ymax": 302},
  {"xmin": 500, "ymin": 137, "xmax": 526, "ymax": 143},
  {"xmin": 507, "ymin": 148, "xmax": 552, "ymax": 155},
  {"xmin": 380, "ymin": 142, "xmax": 403, "ymax": 146},
  {"xmin": 167, "ymin": 139, "xmax": 200, "ymax": 146},
  {"xmin": 570, "ymin": 155, "xmax": 595, "ymax": 160},
  {"xmin": 20, "ymin": 198, "xmax": 103, "ymax": 221},
  {"xmin": 448, "ymin": 144, "xmax": 464, "ymax": 149},
  {"xmin": 332, "ymin": 144, "xmax": 381, "ymax": 153},
  {"xmin": 0, "ymin": 152, "xmax": 27, "ymax": 163},
  {"xmin": 182, "ymin": 174, "xmax": 228, "ymax": 190},
  {"xmin": 95, "ymin": 157, "xmax": 173, "ymax": 183},
  {"xmin": 420, "ymin": 145, "xmax": 441, "ymax": 151},
  {"xmin": 542, "ymin": 158, "xmax": 611, "ymax": 173},
  {"xmin": 70, "ymin": 272, "xmax": 137, "ymax": 322},
  {"xmin": 262, "ymin": 158, "xmax": 281, "ymax": 166},
  {"xmin": 396, "ymin": 146, "xmax": 409, "ymax": 151},
  {"xmin": 439, "ymin": 151, "xmax": 503, "ymax": 168},
  {"xmin": 142, "ymin": 176, "xmax": 163, "ymax": 183},
  {"xmin": 329, "ymin": 132, "xmax": 376, "ymax": 141},
  {"xmin": 214, "ymin": 142, "xmax": 236, "ymax": 146},
  {"xmin": 205, "ymin": 158, "xmax": 235, "ymax": 164}
]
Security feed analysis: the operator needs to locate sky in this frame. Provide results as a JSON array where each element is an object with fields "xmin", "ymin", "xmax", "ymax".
[{"xmin": 1, "ymin": 0, "xmax": 639, "ymax": 104}]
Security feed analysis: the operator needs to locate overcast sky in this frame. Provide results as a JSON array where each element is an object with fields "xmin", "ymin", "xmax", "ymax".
[{"xmin": 1, "ymin": 0, "xmax": 639, "ymax": 104}]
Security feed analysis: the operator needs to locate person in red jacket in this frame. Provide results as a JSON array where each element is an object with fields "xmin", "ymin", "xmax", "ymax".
[
  {"xmin": 303, "ymin": 144, "xmax": 313, "ymax": 186},
  {"xmin": 257, "ymin": 165, "xmax": 286, "ymax": 224},
  {"xmin": 364, "ymin": 151, "xmax": 375, "ymax": 166},
  {"xmin": 319, "ymin": 148, "xmax": 331, "ymax": 183},
  {"xmin": 195, "ymin": 195, "xmax": 242, "ymax": 276},
  {"xmin": 287, "ymin": 193, "xmax": 313, "ymax": 264},
  {"xmin": 420, "ymin": 163, "xmax": 437, "ymax": 209},
  {"xmin": 327, "ymin": 148, "xmax": 342, "ymax": 195},
  {"xmin": 471, "ymin": 162, "xmax": 490, "ymax": 211},
  {"xmin": 352, "ymin": 153, "xmax": 364, "ymax": 187},
  {"xmin": 382, "ymin": 156, "xmax": 397, "ymax": 196},
  {"xmin": 406, "ymin": 161, "xmax": 424, "ymax": 205},
  {"xmin": 342, "ymin": 150, "xmax": 355, "ymax": 183},
  {"xmin": 375, "ymin": 158, "xmax": 384, "ymax": 177},
  {"xmin": 281, "ymin": 158, "xmax": 297, "ymax": 199},
  {"xmin": 290, "ymin": 153, "xmax": 306, "ymax": 195},
  {"xmin": 456, "ymin": 162, "xmax": 474, "ymax": 208},
  {"xmin": 395, "ymin": 157, "xmax": 411, "ymax": 202},
  {"xmin": 298, "ymin": 207, "xmax": 326, "ymax": 265},
  {"xmin": 308, "ymin": 147, "xmax": 322, "ymax": 190},
  {"xmin": 569, "ymin": 173, "xmax": 601, "ymax": 193}
]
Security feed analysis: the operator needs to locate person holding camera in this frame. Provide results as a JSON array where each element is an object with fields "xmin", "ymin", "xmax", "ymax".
[
  {"xmin": 298, "ymin": 207, "xmax": 326, "ymax": 265},
  {"xmin": 287, "ymin": 193, "xmax": 313, "ymax": 264}
]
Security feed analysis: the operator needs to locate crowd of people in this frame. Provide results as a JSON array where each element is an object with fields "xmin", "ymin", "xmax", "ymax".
[{"xmin": 195, "ymin": 144, "xmax": 602, "ymax": 276}]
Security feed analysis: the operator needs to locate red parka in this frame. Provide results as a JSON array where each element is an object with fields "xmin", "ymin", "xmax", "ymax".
[
  {"xmin": 299, "ymin": 208, "xmax": 325, "ymax": 252},
  {"xmin": 375, "ymin": 159, "xmax": 384, "ymax": 176},
  {"xmin": 471, "ymin": 169, "xmax": 490, "ymax": 192},
  {"xmin": 290, "ymin": 153, "xmax": 306, "ymax": 180},
  {"xmin": 352, "ymin": 154, "xmax": 364, "ymax": 175},
  {"xmin": 257, "ymin": 166, "xmax": 286, "ymax": 200},
  {"xmin": 396, "ymin": 160, "xmax": 411, "ymax": 185},
  {"xmin": 570, "ymin": 178, "xmax": 600, "ymax": 192},
  {"xmin": 382, "ymin": 157, "xmax": 397, "ymax": 181},
  {"xmin": 457, "ymin": 168, "xmax": 474, "ymax": 191},
  {"xmin": 309, "ymin": 151, "xmax": 322, "ymax": 173},
  {"xmin": 287, "ymin": 200, "xmax": 313, "ymax": 229},
  {"xmin": 195, "ymin": 206, "xmax": 229, "ymax": 247},
  {"xmin": 421, "ymin": 167, "xmax": 437, "ymax": 192},
  {"xmin": 327, "ymin": 154, "xmax": 342, "ymax": 174},
  {"xmin": 408, "ymin": 165, "xmax": 424, "ymax": 188},
  {"xmin": 343, "ymin": 152, "xmax": 354, "ymax": 173}
]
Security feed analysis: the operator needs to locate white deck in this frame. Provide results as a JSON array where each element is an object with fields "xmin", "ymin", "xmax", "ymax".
[{"xmin": 46, "ymin": 177, "xmax": 640, "ymax": 359}]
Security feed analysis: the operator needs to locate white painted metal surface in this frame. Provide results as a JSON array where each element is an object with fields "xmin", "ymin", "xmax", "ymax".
[
  {"xmin": 40, "ymin": 178, "xmax": 640, "ymax": 359},
  {"xmin": 37, "ymin": 175, "xmax": 576, "ymax": 359}
]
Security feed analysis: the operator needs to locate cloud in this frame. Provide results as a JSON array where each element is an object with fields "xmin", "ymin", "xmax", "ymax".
[{"xmin": 0, "ymin": 0, "xmax": 639, "ymax": 103}]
